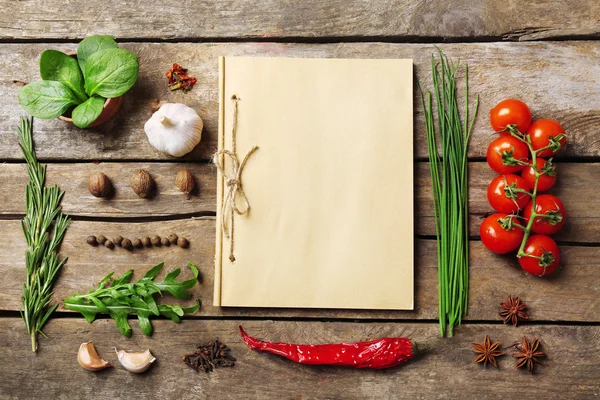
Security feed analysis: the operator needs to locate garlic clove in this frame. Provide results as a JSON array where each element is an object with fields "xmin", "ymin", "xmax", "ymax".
[
  {"xmin": 115, "ymin": 348, "xmax": 156, "ymax": 373},
  {"xmin": 78, "ymin": 341, "xmax": 111, "ymax": 371}
]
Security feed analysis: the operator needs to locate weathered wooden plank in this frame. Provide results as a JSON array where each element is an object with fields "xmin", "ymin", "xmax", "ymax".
[
  {"xmin": 2, "ymin": 42, "xmax": 600, "ymax": 161},
  {"xmin": 0, "ymin": 162, "xmax": 216, "ymax": 218},
  {"xmin": 1, "ymin": 1, "xmax": 599, "ymax": 41},
  {"xmin": 0, "ymin": 161, "xmax": 594, "ymax": 244},
  {"xmin": 0, "ymin": 318, "xmax": 598, "ymax": 399},
  {"xmin": 1, "ymin": 219, "xmax": 598, "ymax": 322}
]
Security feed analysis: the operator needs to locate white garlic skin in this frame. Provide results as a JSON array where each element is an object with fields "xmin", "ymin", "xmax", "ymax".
[
  {"xmin": 115, "ymin": 348, "xmax": 156, "ymax": 373},
  {"xmin": 144, "ymin": 103, "xmax": 203, "ymax": 157}
]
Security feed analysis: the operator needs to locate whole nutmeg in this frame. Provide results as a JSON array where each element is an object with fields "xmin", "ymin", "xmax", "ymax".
[
  {"xmin": 86, "ymin": 235, "xmax": 98, "ymax": 246},
  {"xmin": 161, "ymin": 237, "xmax": 171, "ymax": 246},
  {"xmin": 168, "ymin": 233, "xmax": 178, "ymax": 244},
  {"xmin": 130, "ymin": 169, "xmax": 155, "ymax": 198},
  {"xmin": 105, "ymin": 240, "xmax": 115, "ymax": 249},
  {"xmin": 88, "ymin": 172, "xmax": 112, "ymax": 198},
  {"xmin": 113, "ymin": 235, "xmax": 123, "ymax": 247},
  {"xmin": 132, "ymin": 238, "xmax": 143, "ymax": 248},
  {"xmin": 122, "ymin": 238, "xmax": 133, "ymax": 250},
  {"xmin": 176, "ymin": 169, "xmax": 195, "ymax": 193},
  {"xmin": 177, "ymin": 237, "xmax": 189, "ymax": 248},
  {"xmin": 150, "ymin": 235, "xmax": 161, "ymax": 246},
  {"xmin": 142, "ymin": 236, "xmax": 152, "ymax": 247},
  {"xmin": 97, "ymin": 235, "xmax": 107, "ymax": 244}
]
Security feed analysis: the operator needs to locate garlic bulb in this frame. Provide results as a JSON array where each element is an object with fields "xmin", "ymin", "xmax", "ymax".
[
  {"xmin": 115, "ymin": 348, "xmax": 156, "ymax": 373},
  {"xmin": 78, "ymin": 342, "xmax": 111, "ymax": 371},
  {"xmin": 144, "ymin": 103, "xmax": 203, "ymax": 157}
]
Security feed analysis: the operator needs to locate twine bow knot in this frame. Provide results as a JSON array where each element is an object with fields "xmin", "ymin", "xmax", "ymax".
[{"xmin": 214, "ymin": 95, "xmax": 258, "ymax": 262}]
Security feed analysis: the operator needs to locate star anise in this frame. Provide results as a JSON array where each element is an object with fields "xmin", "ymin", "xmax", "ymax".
[
  {"xmin": 472, "ymin": 335, "xmax": 504, "ymax": 367},
  {"xmin": 512, "ymin": 336, "xmax": 546, "ymax": 373},
  {"xmin": 499, "ymin": 295, "xmax": 529, "ymax": 327}
]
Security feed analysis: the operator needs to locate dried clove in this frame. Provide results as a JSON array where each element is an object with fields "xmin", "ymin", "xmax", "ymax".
[
  {"xmin": 177, "ymin": 237, "xmax": 189, "ymax": 248},
  {"xmin": 168, "ymin": 233, "xmax": 178, "ymax": 244},
  {"xmin": 97, "ymin": 235, "xmax": 107, "ymax": 245},
  {"xmin": 161, "ymin": 237, "xmax": 171, "ymax": 246},
  {"xmin": 142, "ymin": 236, "xmax": 152, "ymax": 247},
  {"xmin": 86, "ymin": 235, "xmax": 98, "ymax": 246},
  {"xmin": 132, "ymin": 238, "xmax": 143, "ymax": 248},
  {"xmin": 105, "ymin": 240, "xmax": 115, "ymax": 249},
  {"xmin": 151, "ymin": 235, "xmax": 161, "ymax": 246},
  {"xmin": 183, "ymin": 338, "xmax": 236, "ymax": 373}
]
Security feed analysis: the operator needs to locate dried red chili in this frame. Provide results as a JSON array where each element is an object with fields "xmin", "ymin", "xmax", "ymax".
[
  {"xmin": 239, "ymin": 325, "xmax": 428, "ymax": 369},
  {"xmin": 166, "ymin": 63, "xmax": 197, "ymax": 92}
]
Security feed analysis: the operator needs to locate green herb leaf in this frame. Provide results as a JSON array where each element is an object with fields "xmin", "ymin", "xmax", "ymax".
[
  {"xmin": 18, "ymin": 116, "xmax": 71, "ymax": 351},
  {"xmin": 19, "ymin": 80, "xmax": 79, "ymax": 119},
  {"xmin": 156, "ymin": 263, "xmax": 199, "ymax": 299},
  {"xmin": 63, "ymin": 263, "xmax": 199, "ymax": 337},
  {"xmin": 84, "ymin": 48, "xmax": 139, "ymax": 98},
  {"xmin": 71, "ymin": 96, "xmax": 106, "ymax": 128},
  {"xmin": 77, "ymin": 35, "xmax": 118, "ymax": 72},
  {"xmin": 39, "ymin": 50, "xmax": 88, "ymax": 103}
]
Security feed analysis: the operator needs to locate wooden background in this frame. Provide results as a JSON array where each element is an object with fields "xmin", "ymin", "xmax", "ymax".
[{"xmin": 1, "ymin": 1, "xmax": 600, "ymax": 399}]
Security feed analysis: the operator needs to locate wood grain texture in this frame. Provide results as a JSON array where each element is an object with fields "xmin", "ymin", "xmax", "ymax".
[
  {"xmin": 1, "ymin": 218, "xmax": 598, "ymax": 322},
  {"xmin": 1, "ymin": 0, "xmax": 599, "ymax": 41},
  {"xmin": 0, "ymin": 161, "xmax": 595, "ymax": 244},
  {"xmin": 0, "ymin": 162, "xmax": 216, "ymax": 218},
  {"xmin": 0, "ymin": 318, "xmax": 598, "ymax": 399},
  {"xmin": 2, "ymin": 42, "xmax": 600, "ymax": 161}
]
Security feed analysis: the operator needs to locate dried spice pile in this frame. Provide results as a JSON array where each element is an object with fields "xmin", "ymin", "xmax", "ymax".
[
  {"xmin": 183, "ymin": 339, "xmax": 236, "ymax": 373},
  {"xmin": 166, "ymin": 63, "xmax": 197, "ymax": 92}
]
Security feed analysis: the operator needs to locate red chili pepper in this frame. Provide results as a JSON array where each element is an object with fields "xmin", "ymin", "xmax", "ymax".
[{"xmin": 239, "ymin": 325, "xmax": 428, "ymax": 369}]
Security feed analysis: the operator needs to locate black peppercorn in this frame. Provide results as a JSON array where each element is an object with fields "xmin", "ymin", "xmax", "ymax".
[
  {"xmin": 161, "ymin": 237, "xmax": 171, "ymax": 246},
  {"xmin": 150, "ymin": 235, "xmax": 161, "ymax": 246},
  {"xmin": 122, "ymin": 238, "xmax": 133, "ymax": 250},
  {"xmin": 132, "ymin": 238, "xmax": 143, "ymax": 248},
  {"xmin": 97, "ymin": 235, "xmax": 107, "ymax": 244},
  {"xmin": 113, "ymin": 235, "xmax": 123, "ymax": 246},
  {"xmin": 86, "ymin": 235, "xmax": 98, "ymax": 246},
  {"xmin": 142, "ymin": 236, "xmax": 152, "ymax": 247},
  {"xmin": 177, "ymin": 237, "xmax": 190, "ymax": 248},
  {"xmin": 168, "ymin": 233, "xmax": 178, "ymax": 244},
  {"xmin": 104, "ymin": 240, "xmax": 114, "ymax": 249}
]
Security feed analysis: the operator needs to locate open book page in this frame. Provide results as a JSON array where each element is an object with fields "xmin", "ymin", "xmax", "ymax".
[{"xmin": 215, "ymin": 57, "xmax": 414, "ymax": 310}]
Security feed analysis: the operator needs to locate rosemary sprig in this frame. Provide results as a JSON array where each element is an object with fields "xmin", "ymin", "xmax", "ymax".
[
  {"xmin": 64, "ymin": 262, "xmax": 200, "ymax": 337},
  {"xmin": 18, "ymin": 116, "xmax": 71, "ymax": 352},
  {"xmin": 418, "ymin": 49, "xmax": 479, "ymax": 337}
]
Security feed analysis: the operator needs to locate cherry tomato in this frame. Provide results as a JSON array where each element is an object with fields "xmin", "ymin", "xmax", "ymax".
[
  {"xmin": 486, "ymin": 136, "xmax": 529, "ymax": 174},
  {"xmin": 518, "ymin": 234, "xmax": 560, "ymax": 276},
  {"xmin": 490, "ymin": 99, "xmax": 532, "ymax": 134},
  {"xmin": 487, "ymin": 174, "xmax": 531, "ymax": 213},
  {"xmin": 480, "ymin": 213, "xmax": 524, "ymax": 254},
  {"xmin": 523, "ymin": 194, "xmax": 566, "ymax": 235},
  {"xmin": 521, "ymin": 158, "xmax": 557, "ymax": 192},
  {"xmin": 527, "ymin": 119, "xmax": 566, "ymax": 158}
]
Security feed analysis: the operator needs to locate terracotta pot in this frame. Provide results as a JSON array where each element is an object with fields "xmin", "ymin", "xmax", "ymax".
[{"xmin": 57, "ymin": 51, "xmax": 124, "ymax": 128}]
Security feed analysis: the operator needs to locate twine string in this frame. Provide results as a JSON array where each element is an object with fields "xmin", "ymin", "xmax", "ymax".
[{"xmin": 214, "ymin": 96, "xmax": 259, "ymax": 262}]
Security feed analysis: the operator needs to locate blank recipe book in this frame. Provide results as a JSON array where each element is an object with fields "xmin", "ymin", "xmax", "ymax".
[{"xmin": 214, "ymin": 56, "xmax": 414, "ymax": 310}]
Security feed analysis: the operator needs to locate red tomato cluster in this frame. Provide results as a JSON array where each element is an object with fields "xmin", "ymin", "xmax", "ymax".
[{"xmin": 481, "ymin": 99, "xmax": 567, "ymax": 277}]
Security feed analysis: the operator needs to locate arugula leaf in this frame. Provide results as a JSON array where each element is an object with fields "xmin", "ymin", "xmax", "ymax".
[
  {"xmin": 19, "ymin": 80, "xmax": 79, "ymax": 119},
  {"xmin": 77, "ymin": 35, "xmax": 118, "ymax": 72},
  {"xmin": 84, "ymin": 48, "xmax": 139, "ymax": 98},
  {"xmin": 39, "ymin": 50, "xmax": 88, "ymax": 103},
  {"xmin": 156, "ymin": 263, "xmax": 199, "ymax": 299},
  {"xmin": 71, "ymin": 96, "xmax": 106, "ymax": 128},
  {"xmin": 63, "ymin": 263, "xmax": 200, "ymax": 337}
]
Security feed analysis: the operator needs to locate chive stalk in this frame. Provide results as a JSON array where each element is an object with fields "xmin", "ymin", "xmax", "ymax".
[{"xmin": 418, "ymin": 49, "xmax": 479, "ymax": 336}]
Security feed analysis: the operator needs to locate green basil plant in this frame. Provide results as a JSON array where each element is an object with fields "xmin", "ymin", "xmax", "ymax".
[{"xmin": 18, "ymin": 35, "xmax": 139, "ymax": 128}]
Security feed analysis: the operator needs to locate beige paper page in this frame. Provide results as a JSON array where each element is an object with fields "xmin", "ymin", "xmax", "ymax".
[{"xmin": 216, "ymin": 57, "xmax": 413, "ymax": 310}]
